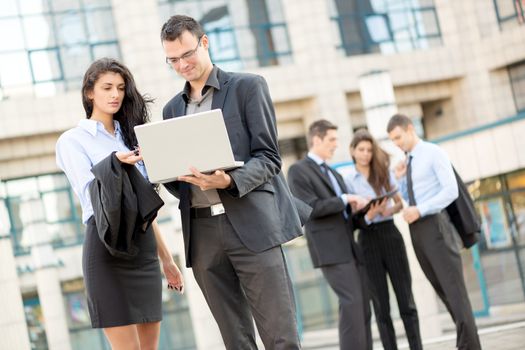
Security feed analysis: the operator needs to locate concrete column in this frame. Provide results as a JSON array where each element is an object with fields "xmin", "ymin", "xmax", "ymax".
[
  {"xmin": 0, "ymin": 235, "xmax": 31, "ymax": 350},
  {"xmin": 314, "ymin": 91, "xmax": 354, "ymax": 162},
  {"xmin": 32, "ymin": 245, "xmax": 71, "ymax": 350},
  {"xmin": 359, "ymin": 71, "xmax": 398, "ymax": 140},
  {"xmin": 394, "ymin": 217, "xmax": 443, "ymax": 339}
]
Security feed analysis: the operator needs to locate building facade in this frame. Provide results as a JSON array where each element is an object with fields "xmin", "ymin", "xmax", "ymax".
[{"xmin": 1, "ymin": 0, "xmax": 525, "ymax": 349}]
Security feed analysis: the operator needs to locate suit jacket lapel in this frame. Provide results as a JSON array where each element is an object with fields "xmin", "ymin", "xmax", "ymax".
[
  {"xmin": 211, "ymin": 68, "xmax": 231, "ymax": 110},
  {"xmin": 306, "ymin": 158, "xmax": 336, "ymax": 195},
  {"xmin": 329, "ymin": 167, "xmax": 348, "ymax": 193}
]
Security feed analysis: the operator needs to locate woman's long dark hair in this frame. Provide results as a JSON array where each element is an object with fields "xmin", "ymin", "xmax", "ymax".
[
  {"xmin": 81, "ymin": 57, "xmax": 153, "ymax": 150},
  {"xmin": 350, "ymin": 129, "xmax": 392, "ymax": 195}
]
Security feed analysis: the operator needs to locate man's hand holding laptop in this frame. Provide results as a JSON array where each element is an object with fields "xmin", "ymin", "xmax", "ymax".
[{"xmin": 178, "ymin": 166, "xmax": 232, "ymax": 191}]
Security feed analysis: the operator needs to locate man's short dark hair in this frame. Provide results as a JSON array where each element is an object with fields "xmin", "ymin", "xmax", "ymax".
[
  {"xmin": 161, "ymin": 15, "xmax": 205, "ymax": 42},
  {"xmin": 387, "ymin": 114, "xmax": 413, "ymax": 133},
  {"xmin": 308, "ymin": 119, "xmax": 338, "ymax": 146}
]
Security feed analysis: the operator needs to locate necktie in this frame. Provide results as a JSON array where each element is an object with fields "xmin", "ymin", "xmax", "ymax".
[{"xmin": 407, "ymin": 155, "xmax": 417, "ymax": 206}]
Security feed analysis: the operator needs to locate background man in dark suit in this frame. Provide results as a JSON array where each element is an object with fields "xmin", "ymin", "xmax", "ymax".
[
  {"xmin": 287, "ymin": 120, "xmax": 373, "ymax": 350},
  {"xmin": 160, "ymin": 15, "xmax": 307, "ymax": 350},
  {"xmin": 387, "ymin": 114, "xmax": 481, "ymax": 350}
]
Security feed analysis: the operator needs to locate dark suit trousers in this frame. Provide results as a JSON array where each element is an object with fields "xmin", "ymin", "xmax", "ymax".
[
  {"xmin": 190, "ymin": 214, "xmax": 300, "ymax": 350},
  {"xmin": 410, "ymin": 212, "xmax": 481, "ymax": 350},
  {"xmin": 359, "ymin": 220, "xmax": 422, "ymax": 350},
  {"xmin": 321, "ymin": 254, "xmax": 372, "ymax": 350}
]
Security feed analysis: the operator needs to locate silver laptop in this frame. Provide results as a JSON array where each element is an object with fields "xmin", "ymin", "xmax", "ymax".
[{"xmin": 134, "ymin": 109, "xmax": 243, "ymax": 183}]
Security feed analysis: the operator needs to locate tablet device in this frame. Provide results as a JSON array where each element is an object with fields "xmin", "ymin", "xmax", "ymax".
[
  {"xmin": 355, "ymin": 189, "xmax": 398, "ymax": 215},
  {"xmin": 134, "ymin": 109, "xmax": 244, "ymax": 183}
]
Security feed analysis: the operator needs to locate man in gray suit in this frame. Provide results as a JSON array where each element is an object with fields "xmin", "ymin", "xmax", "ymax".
[
  {"xmin": 288, "ymin": 120, "xmax": 373, "ymax": 350},
  {"xmin": 160, "ymin": 15, "xmax": 308, "ymax": 350}
]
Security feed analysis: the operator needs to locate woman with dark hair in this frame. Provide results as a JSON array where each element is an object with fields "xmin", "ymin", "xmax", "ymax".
[
  {"xmin": 345, "ymin": 129, "xmax": 423, "ymax": 350},
  {"xmin": 56, "ymin": 58, "xmax": 183, "ymax": 349}
]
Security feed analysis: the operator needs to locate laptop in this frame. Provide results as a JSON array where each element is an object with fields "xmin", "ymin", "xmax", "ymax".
[{"xmin": 134, "ymin": 109, "xmax": 243, "ymax": 183}]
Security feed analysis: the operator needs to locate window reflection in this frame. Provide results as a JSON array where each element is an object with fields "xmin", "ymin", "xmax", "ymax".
[
  {"xmin": 329, "ymin": 0, "xmax": 442, "ymax": 56},
  {"xmin": 0, "ymin": 200, "xmax": 10, "ymax": 236},
  {"xmin": 23, "ymin": 295, "xmax": 48, "ymax": 350},
  {"xmin": 158, "ymin": 0, "xmax": 292, "ymax": 70},
  {"xmin": 19, "ymin": 0, "xmax": 51, "ymax": 15},
  {"xmin": 23, "ymin": 15, "xmax": 55, "ymax": 49},
  {"xmin": 0, "ymin": 0, "xmax": 120, "ymax": 99},
  {"xmin": 509, "ymin": 60, "xmax": 525, "ymax": 112},
  {"xmin": 2, "ymin": 173, "xmax": 83, "ymax": 255},
  {"xmin": 493, "ymin": 0, "xmax": 525, "ymax": 30}
]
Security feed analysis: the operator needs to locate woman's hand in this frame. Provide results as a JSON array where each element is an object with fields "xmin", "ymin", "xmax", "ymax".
[
  {"xmin": 366, "ymin": 198, "xmax": 388, "ymax": 221},
  {"xmin": 347, "ymin": 194, "xmax": 369, "ymax": 211},
  {"xmin": 162, "ymin": 260, "xmax": 184, "ymax": 294},
  {"xmin": 115, "ymin": 149, "xmax": 142, "ymax": 165}
]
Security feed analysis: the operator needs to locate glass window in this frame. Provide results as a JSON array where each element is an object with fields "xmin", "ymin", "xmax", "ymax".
[
  {"xmin": 3, "ymin": 173, "xmax": 83, "ymax": 255},
  {"xmin": 0, "ymin": 52, "xmax": 33, "ymax": 87},
  {"xmin": 62, "ymin": 279, "xmax": 110, "ymax": 350},
  {"xmin": 158, "ymin": 0, "xmax": 292, "ymax": 69},
  {"xmin": 92, "ymin": 42, "xmax": 120, "ymax": 60},
  {"xmin": 52, "ymin": 0, "xmax": 81, "ymax": 12},
  {"xmin": 510, "ymin": 191, "xmax": 525, "ymax": 245},
  {"xmin": 23, "ymin": 295, "xmax": 48, "ymax": 350},
  {"xmin": 0, "ymin": 0, "xmax": 119, "ymax": 99},
  {"xmin": 508, "ymin": 169, "xmax": 525, "ymax": 189},
  {"xmin": 0, "ymin": 199, "xmax": 10, "ymax": 236},
  {"xmin": 54, "ymin": 12, "xmax": 86, "ymax": 46},
  {"xmin": 159, "ymin": 255, "xmax": 197, "ymax": 349},
  {"xmin": 329, "ymin": 0, "xmax": 442, "ymax": 56},
  {"xmin": 493, "ymin": 0, "xmax": 525, "ymax": 29},
  {"xmin": 0, "ymin": 0, "xmax": 18, "ymax": 17},
  {"xmin": 509, "ymin": 60, "xmax": 525, "ymax": 112},
  {"xmin": 19, "ymin": 0, "xmax": 52, "ymax": 15},
  {"xmin": 468, "ymin": 176, "xmax": 503, "ymax": 200},
  {"xmin": 30, "ymin": 49, "xmax": 63, "ymax": 82},
  {"xmin": 84, "ymin": 0, "xmax": 112, "ymax": 10},
  {"xmin": 0, "ymin": 18, "xmax": 25, "ymax": 51},
  {"xmin": 86, "ymin": 9, "xmax": 117, "ymax": 43},
  {"xmin": 60, "ymin": 46, "xmax": 91, "ymax": 81},
  {"xmin": 284, "ymin": 240, "xmax": 339, "ymax": 331},
  {"xmin": 23, "ymin": 15, "xmax": 56, "ymax": 49}
]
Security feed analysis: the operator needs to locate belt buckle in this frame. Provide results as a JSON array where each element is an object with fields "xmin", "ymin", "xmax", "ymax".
[{"xmin": 210, "ymin": 203, "xmax": 225, "ymax": 216}]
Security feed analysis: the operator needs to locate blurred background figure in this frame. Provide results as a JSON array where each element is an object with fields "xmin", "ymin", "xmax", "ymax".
[{"xmin": 346, "ymin": 129, "xmax": 423, "ymax": 350}]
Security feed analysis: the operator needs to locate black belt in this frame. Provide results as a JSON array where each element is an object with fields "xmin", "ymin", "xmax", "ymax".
[{"xmin": 190, "ymin": 203, "xmax": 226, "ymax": 219}]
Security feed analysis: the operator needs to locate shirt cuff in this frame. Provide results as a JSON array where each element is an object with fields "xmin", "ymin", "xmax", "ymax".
[
  {"xmin": 416, "ymin": 204, "xmax": 427, "ymax": 218},
  {"xmin": 340, "ymin": 194, "xmax": 348, "ymax": 206}
]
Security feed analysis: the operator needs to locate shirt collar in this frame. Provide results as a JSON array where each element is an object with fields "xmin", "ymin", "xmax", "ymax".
[
  {"xmin": 408, "ymin": 139, "xmax": 423, "ymax": 158},
  {"xmin": 307, "ymin": 152, "xmax": 326, "ymax": 166},
  {"xmin": 78, "ymin": 119, "xmax": 120, "ymax": 137},
  {"xmin": 182, "ymin": 65, "xmax": 220, "ymax": 103},
  {"xmin": 347, "ymin": 166, "xmax": 361, "ymax": 181}
]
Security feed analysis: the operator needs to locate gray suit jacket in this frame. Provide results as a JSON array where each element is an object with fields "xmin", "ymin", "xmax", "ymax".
[
  {"xmin": 163, "ymin": 67, "xmax": 309, "ymax": 267},
  {"xmin": 288, "ymin": 157, "xmax": 365, "ymax": 268}
]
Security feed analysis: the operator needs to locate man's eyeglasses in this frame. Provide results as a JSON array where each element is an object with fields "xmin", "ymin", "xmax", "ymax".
[{"xmin": 165, "ymin": 36, "xmax": 202, "ymax": 65}]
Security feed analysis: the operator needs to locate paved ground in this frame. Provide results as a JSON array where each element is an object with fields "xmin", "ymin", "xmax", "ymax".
[
  {"xmin": 303, "ymin": 321, "xmax": 525, "ymax": 349},
  {"xmin": 420, "ymin": 322, "xmax": 525, "ymax": 350}
]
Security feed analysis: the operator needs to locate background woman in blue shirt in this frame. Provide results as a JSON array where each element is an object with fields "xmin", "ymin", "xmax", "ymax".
[
  {"xmin": 56, "ymin": 58, "xmax": 183, "ymax": 349},
  {"xmin": 345, "ymin": 129, "xmax": 422, "ymax": 350}
]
